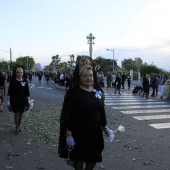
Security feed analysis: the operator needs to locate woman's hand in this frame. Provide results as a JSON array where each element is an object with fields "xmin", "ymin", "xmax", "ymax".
[
  {"xmin": 66, "ymin": 136, "xmax": 76, "ymax": 147},
  {"xmin": 104, "ymin": 127, "xmax": 115, "ymax": 142},
  {"xmin": 7, "ymin": 101, "xmax": 11, "ymax": 107}
]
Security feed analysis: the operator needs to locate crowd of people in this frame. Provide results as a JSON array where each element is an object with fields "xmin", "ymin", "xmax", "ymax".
[
  {"xmin": 94, "ymin": 70, "xmax": 170, "ymax": 100},
  {"xmin": 141, "ymin": 73, "xmax": 170, "ymax": 99}
]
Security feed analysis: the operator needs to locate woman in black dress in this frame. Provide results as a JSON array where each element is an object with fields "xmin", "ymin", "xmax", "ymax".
[
  {"xmin": 7, "ymin": 67, "xmax": 31, "ymax": 133},
  {"xmin": 58, "ymin": 56, "xmax": 113, "ymax": 170}
]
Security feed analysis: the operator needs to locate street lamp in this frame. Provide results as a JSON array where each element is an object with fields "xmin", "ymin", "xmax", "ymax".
[{"xmin": 107, "ymin": 49, "xmax": 114, "ymax": 72}]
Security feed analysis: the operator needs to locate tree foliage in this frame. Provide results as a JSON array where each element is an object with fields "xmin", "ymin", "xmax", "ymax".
[
  {"xmin": 15, "ymin": 56, "xmax": 35, "ymax": 70},
  {"xmin": 93, "ymin": 56, "xmax": 118, "ymax": 74},
  {"xmin": 50, "ymin": 55, "xmax": 61, "ymax": 66},
  {"xmin": 122, "ymin": 58, "xmax": 137, "ymax": 71},
  {"xmin": 140, "ymin": 63, "xmax": 164, "ymax": 77}
]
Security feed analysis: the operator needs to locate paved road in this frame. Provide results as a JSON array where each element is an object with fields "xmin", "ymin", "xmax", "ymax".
[{"xmin": 1, "ymin": 77, "xmax": 170, "ymax": 170}]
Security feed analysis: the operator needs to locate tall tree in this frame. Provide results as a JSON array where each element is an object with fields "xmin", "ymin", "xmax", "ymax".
[
  {"xmin": 16, "ymin": 56, "xmax": 35, "ymax": 70},
  {"xmin": 50, "ymin": 55, "xmax": 61, "ymax": 66},
  {"xmin": 122, "ymin": 58, "xmax": 137, "ymax": 71}
]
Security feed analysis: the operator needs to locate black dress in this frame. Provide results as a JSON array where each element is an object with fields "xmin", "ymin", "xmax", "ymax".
[
  {"xmin": 58, "ymin": 87, "xmax": 107, "ymax": 162},
  {"xmin": 7, "ymin": 79, "xmax": 30, "ymax": 113}
]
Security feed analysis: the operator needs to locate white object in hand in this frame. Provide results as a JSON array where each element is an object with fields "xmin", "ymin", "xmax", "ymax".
[
  {"xmin": 117, "ymin": 125, "xmax": 125, "ymax": 132},
  {"xmin": 113, "ymin": 125, "xmax": 125, "ymax": 134}
]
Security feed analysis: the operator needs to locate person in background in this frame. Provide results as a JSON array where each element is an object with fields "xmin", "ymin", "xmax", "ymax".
[
  {"xmin": 155, "ymin": 74, "xmax": 160, "ymax": 97},
  {"xmin": 0, "ymin": 90, "xmax": 4, "ymax": 112},
  {"xmin": 114, "ymin": 72, "xmax": 122, "ymax": 95},
  {"xmin": 28, "ymin": 71, "xmax": 33, "ymax": 83},
  {"xmin": 111, "ymin": 73, "xmax": 116, "ymax": 88},
  {"xmin": 45, "ymin": 72, "xmax": 50, "ymax": 83},
  {"xmin": 97, "ymin": 71, "xmax": 105, "ymax": 88},
  {"xmin": 58, "ymin": 56, "xmax": 113, "ymax": 170},
  {"xmin": 121, "ymin": 72, "xmax": 126, "ymax": 89},
  {"xmin": 38, "ymin": 71, "xmax": 43, "ymax": 83},
  {"xmin": 159, "ymin": 74, "xmax": 166, "ymax": 99},
  {"xmin": 127, "ymin": 75, "xmax": 131, "ymax": 90},
  {"xmin": 142, "ymin": 73, "xmax": 149, "ymax": 99},
  {"xmin": 106, "ymin": 71, "xmax": 112, "ymax": 88},
  {"xmin": 7, "ymin": 67, "xmax": 31, "ymax": 134},
  {"xmin": 164, "ymin": 76, "xmax": 170, "ymax": 100},
  {"xmin": 65, "ymin": 72, "xmax": 71, "ymax": 91},
  {"xmin": 59, "ymin": 71, "xmax": 65, "ymax": 86},
  {"xmin": 0, "ymin": 71, "xmax": 6, "ymax": 96},
  {"xmin": 150, "ymin": 74, "xmax": 157, "ymax": 97}
]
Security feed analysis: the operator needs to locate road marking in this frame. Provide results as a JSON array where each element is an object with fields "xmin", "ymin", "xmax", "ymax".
[
  {"xmin": 38, "ymin": 87, "xmax": 44, "ymax": 88},
  {"xmin": 105, "ymin": 97, "xmax": 143, "ymax": 99},
  {"xmin": 121, "ymin": 109, "xmax": 170, "ymax": 114},
  {"xmin": 46, "ymin": 88, "xmax": 52, "ymax": 89},
  {"xmin": 105, "ymin": 99, "xmax": 155, "ymax": 102},
  {"xmin": 112, "ymin": 105, "xmax": 170, "ymax": 109},
  {"xmin": 133, "ymin": 115, "xmax": 170, "ymax": 120},
  {"xmin": 149, "ymin": 123, "xmax": 170, "ymax": 129},
  {"xmin": 105, "ymin": 92, "xmax": 170, "ymax": 129},
  {"xmin": 105, "ymin": 102, "xmax": 166, "ymax": 105},
  {"xmin": 104, "ymin": 93, "xmax": 133, "ymax": 96}
]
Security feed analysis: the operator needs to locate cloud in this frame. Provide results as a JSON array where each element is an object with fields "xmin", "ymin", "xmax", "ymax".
[{"xmin": 101, "ymin": 0, "xmax": 170, "ymax": 71}]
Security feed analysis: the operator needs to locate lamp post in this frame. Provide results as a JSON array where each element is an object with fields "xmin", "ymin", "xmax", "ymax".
[
  {"xmin": 86, "ymin": 33, "xmax": 95, "ymax": 58},
  {"xmin": 27, "ymin": 56, "xmax": 28, "ymax": 70},
  {"xmin": 107, "ymin": 49, "xmax": 114, "ymax": 72}
]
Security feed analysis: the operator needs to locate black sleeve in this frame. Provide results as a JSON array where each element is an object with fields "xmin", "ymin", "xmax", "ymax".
[
  {"xmin": 61, "ymin": 90, "xmax": 75, "ymax": 132},
  {"xmin": 100, "ymin": 105, "xmax": 107, "ymax": 128},
  {"xmin": 7, "ymin": 81, "xmax": 13, "ymax": 96},
  {"xmin": 99, "ymin": 92, "xmax": 107, "ymax": 128}
]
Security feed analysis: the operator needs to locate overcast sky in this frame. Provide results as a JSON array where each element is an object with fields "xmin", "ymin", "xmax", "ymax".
[{"xmin": 0, "ymin": 0, "xmax": 170, "ymax": 71}]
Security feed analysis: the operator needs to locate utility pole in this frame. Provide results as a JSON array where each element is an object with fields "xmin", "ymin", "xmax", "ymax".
[
  {"xmin": 27, "ymin": 56, "xmax": 28, "ymax": 70},
  {"xmin": 86, "ymin": 33, "xmax": 95, "ymax": 58},
  {"xmin": 107, "ymin": 49, "xmax": 114, "ymax": 73},
  {"xmin": 9, "ymin": 47, "xmax": 12, "ymax": 70}
]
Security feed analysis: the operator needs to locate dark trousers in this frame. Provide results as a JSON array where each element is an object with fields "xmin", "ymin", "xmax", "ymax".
[
  {"xmin": 122, "ymin": 81, "xmax": 125, "ymax": 89},
  {"xmin": 152, "ymin": 85, "xmax": 158, "ymax": 96},
  {"xmin": 128, "ymin": 81, "xmax": 131, "ymax": 89}
]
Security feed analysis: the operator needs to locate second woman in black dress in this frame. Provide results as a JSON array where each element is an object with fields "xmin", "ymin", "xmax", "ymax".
[{"xmin": 7, "ymin": 67, "xmax": 31, "ymax": 134}]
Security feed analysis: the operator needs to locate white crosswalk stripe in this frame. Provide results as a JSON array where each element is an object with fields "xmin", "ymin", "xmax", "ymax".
[
  {"xmin": 149, "ymin": 123, "xmax": 170, "ymax": 129},
  {"xmin": 105, "ymin": 99, "xmax": 155, "ymax": 102},
  {"xmin": 105, "ymin": 102, "xmax": 166, "ymax": 105},
  {"xmin": 121, "ymin": 109, "xmax": 170, "ymax": 114},
  {"xmin": 112, "ymin": 105, "xmax": 170, "ymax": 109},
  {"xmin": 133, "ymin": 115, "xmax": 170, "ymax": 120},
  {"xmin": 104, "ymin": 92, "xmax": 170, "ymax": 129}
]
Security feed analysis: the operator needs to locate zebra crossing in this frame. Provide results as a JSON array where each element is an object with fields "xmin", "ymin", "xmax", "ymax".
[{"xmin": 104, "ymin": 92, "xmax": 170, "ymax": 130}]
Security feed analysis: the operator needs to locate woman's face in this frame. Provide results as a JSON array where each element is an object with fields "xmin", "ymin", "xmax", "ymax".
[
  {"xmin": 80, "ymin": 69, "xmax": 94, "ymax": 88},
  {"xmin": 16, "ymin": 68, "xmax": 24, "ymax": 78}
]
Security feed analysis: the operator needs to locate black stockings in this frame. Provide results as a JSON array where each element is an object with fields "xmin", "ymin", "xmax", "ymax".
[{"xmin": 14, "ymin": 113, "xmax": 23, "ymax": 132}]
